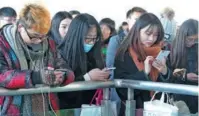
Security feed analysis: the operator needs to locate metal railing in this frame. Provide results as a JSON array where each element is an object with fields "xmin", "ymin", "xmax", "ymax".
[
  {"xmin": 0, "ymin": 80, "xmax": 197, "ymax": 96},
  {"xmin": 0, "ymin": 79, "xmax": 198, "ymax": 116},
  {"xmin": 0, "ymin": 81, "xmax": 115, "ymax": 96},
  {"xmin": 115, "ymin": 79, "xmax": 198, "ymax": 96}
]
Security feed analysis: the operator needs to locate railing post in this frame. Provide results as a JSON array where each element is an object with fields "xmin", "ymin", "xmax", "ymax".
[
  {"xmin": 125, "ymin": 88, "xmax": 136, "ymax": 116},
  {"xmin": 102, "ymin": 88, "xmax": 112, "ymax": 116}
]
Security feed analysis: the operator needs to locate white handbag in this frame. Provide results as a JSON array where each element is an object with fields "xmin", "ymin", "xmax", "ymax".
[
  {"xmin": 80, "ymin": 102, "xmax": 117, "ymax": 116},
  {"xmin": 80, "ymin": 104, "xmax": 102, "ymax": 116},
  {"xmin": 144, "ymin": 92, "xmax": 178, "ymax": 116},
  {"xmin": 80, "ymin": 89, "xmax": 117, "ymax": 116}
]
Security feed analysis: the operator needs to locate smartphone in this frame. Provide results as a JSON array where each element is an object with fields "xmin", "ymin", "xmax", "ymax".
[
  {"xmin": 173, "ymin": 68, "xmax": 186, "ymax": 77},
  {"xmin": 156, "ymin": 50, "xmax": 170, "ymax": 60},
  {"xmin": 106, "ymin": 67, "xmax": 116, "ymax": 71},
  {"xmin": 55, "ymin": 69, "xmax": 68, "ymax": 72}
]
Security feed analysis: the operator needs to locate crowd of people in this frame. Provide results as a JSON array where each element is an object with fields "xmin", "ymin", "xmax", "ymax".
[{"xmin": 0, "ymin": 3, "xmax": 198, "ymax": 116}]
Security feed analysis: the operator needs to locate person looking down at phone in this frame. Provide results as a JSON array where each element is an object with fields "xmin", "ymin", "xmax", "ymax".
[
  {"xmin": 58, "ymin": 14, "xmax": 110, "ymax": 110},
  {"xmin": 0, "ymin": 4, "xmax": 74, "ymax": 116},
  {"xmin": 114, "ymin": 13, "xmax": 171, "ymax": 113},
  {"xmin": 170, "ymin": 19, "xmax": 198, "ymax": 114}
]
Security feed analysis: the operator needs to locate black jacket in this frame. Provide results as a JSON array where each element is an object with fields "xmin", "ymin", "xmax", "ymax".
[
  {"xmin": 171, "ymin": 44, "xmax": 198, "ymax": 114},
  {"xmin": 114, "ymin": 51, "xmax": 170, "ymax": 109},
  {"xmin": 58, "ymin": 59, "xmax": 97, "ymax": 109}
]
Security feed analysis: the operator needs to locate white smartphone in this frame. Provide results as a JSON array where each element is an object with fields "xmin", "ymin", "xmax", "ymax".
[
  {"xmin": 106, "ymin": 67, "xmax": 116, "ymax": 71},
  {"xmin": 156, "ymin": 50, "xmax": 170, "ymax": 60}
]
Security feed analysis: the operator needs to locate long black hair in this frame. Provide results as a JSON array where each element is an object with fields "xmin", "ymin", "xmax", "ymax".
[
  {"xmin": 58, "ymin": 13, "xmax": 104, "ymax": 74},
  {"xmin": 117, "ymin": 13, "xmax": 164, "ymax": 61},
  {"xmin": 48, "ymin": 11, "xmax": 72, "ymax": 45},
  {"xmin": 170, "ymin": 19, "xmax": 198, "ymax": 69}
]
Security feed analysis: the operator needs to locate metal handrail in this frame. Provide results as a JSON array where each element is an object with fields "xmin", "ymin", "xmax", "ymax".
[
  {"xmin": 115, "ymin": 79, "xmax": 199, "ymax": 96},
  {"xmin": 0, "ymin": 79, "xmax": 198, "ymax": 96},
  {"xmin": 0, "ymin": 81, "xmax": 114, "ymax": 96}
]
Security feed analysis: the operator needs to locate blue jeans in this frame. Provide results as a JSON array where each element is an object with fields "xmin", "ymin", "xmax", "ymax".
[{"xmin": 110, "ymin": 88, "xmax": 121, "ymax": 115}]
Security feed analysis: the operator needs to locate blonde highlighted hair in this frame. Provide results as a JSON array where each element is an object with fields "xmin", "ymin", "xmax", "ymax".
[{"xmin": 19, "ymin": 4, "xmax": 51, "ymax": 35}]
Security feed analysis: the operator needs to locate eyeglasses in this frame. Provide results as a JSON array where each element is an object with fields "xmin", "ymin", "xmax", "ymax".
[
  {"xmin": 24, "ymin": 27, "xmax": 47, "ymax": 41},
  {"xmin": 85, "ymin": 36, "xmax": 99, "ymax": 44}
]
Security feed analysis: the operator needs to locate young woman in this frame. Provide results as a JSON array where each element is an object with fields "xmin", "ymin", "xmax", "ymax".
[
  {"xmin": 170, "ymin": 19, "xmax": 198, "ymax": 114},
  {"xmin": 58, "ymin": 13, "xmax": 110, "ymax": 109},
  {"xmin": 114, "ymin": 13, "xmax": 171, "ymax": 113},
  {"xmin": 48, "ymin": 11, "xmax": 72, "ymax": 45}
]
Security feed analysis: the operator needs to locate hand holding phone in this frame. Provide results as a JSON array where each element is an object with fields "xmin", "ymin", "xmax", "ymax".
[
  {"xmin": 156, "ymin": 50, "xmax": 170, "ymax": 60},
  {"xmin": 88, "ymin": 68, "xmax": 110, "ymax": 81},
  {"xmin": 144, "ymin": 56, "xmax": 154, "ymax": 75},
  {"xmin": 173, "ymin": 68, "xmax": 186, "ymax": 77},
  {"xmin": 152, "ymin": 50, "xmax": 170, "ymax": 75}
]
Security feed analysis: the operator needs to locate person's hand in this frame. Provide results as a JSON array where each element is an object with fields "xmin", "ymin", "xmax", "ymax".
[
  {"xmin": 152, "ymin": 58, "xmax": 167, "ymax": 75},
  {"xmin": 187, "ymin": 73, "xmax": 198, "ymax": 81},
  {"xmin": 144, "ymin": 56, "xmax": 154, "ymax": 75},
  {"xmin": 53, "ymin": 71, "xmax": 66, "ymax": 85},
  {"xmin": 173, "ymin": 68, "xmax": 186, "ymax": 77},
  {"xmin": 42, "ymin": 67, "xmax": 66, "ymax": 86},
  {"xmin": 88, "ymin": 68, "xmax": 110, "ymax": 81}
]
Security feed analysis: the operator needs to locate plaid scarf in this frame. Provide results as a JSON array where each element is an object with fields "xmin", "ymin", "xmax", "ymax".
[{"xmin": 3, "ymin": 25, "xmax": 49, "ymax": 116}]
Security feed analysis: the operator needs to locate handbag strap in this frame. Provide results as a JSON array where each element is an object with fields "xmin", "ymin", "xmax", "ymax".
[
  {"xmin": 96, "ymin": 89, "xmax": 103, "ymax": 105},
  {"xmin": 160, "ymin": 92, "xmax": 165, "ymax": 103},
  {"xmin": 150, "ymin": 91, "xmax": 159, "ymax": 101},
  {"xmin": 151, "ymin": 91, "xmax": 170, "ymax": 103},
  {"xmin": 90, "ymin": 89, "xmax": 103, "ymax": 105}
]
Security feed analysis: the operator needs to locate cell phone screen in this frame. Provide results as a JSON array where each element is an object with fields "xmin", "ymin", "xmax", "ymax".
[
  {"xmin": 156, "ymin": 50, "xmax": 170, "ymax": 60},
  {"xmin": 106, "ymin": 67, "xmax": 116, "ymax": 70}
]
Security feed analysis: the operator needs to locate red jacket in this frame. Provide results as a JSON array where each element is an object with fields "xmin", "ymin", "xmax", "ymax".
[{"xmin": 0, "ymin": 31, "xmax": 74, "ymax": 115}]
